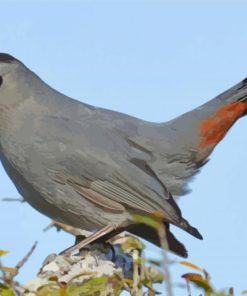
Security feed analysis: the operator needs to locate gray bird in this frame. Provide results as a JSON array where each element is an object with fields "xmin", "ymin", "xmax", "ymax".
[{"xmin": 0, "ymin": 53, "xmax": 246, "ymax": 258}]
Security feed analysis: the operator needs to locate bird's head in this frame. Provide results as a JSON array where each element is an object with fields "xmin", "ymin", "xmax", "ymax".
[
  {"xmin": 0, "ymin": 53, "xmax": 20, "ymax": 77},
  {"xmin": 0, "ymin": 53, "xmax": 24, "ymax": 90},
  {"xmin": 0, "ymin": 53, "xmax": 38, "ymax": 109}
]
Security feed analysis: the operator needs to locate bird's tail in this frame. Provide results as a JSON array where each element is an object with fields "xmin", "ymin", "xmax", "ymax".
[
  {"xmin": 166, "ymin": 77, "xmax": 247, "ymax": 164},
  {"xmin": 129, "ymin": 222, "xmax": 202, "ymax": 258}
]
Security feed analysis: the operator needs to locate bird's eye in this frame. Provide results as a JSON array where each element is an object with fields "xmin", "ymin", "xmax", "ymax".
[{"xmin": 0, "ymin": 76, "xmax": 2, "ymax": 87}]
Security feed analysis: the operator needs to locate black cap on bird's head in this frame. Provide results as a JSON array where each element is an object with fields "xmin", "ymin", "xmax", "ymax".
[
  {"xmin": 0, "ymin": 53, "xmax": 23, "ymax": 81},
  {"xmin": 0, "ymin": 54, "xmax": 14, "ymax": 85},
  {"xmin": 0, "ymin": 53, "xmax": 17, "ymax": 64}
]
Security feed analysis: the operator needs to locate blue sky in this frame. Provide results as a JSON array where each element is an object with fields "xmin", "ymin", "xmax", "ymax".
[{"xmin": 0, "ymin": 1, "xmax": 247, "ymax": 295}]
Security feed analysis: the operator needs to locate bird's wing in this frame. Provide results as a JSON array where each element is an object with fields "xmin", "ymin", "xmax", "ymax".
[
  {"xmin": 39, "ymin": 112, "xmax": 186, "ymax": 227},
  {"xmin": 126, "ymin": 133, "xmax": 201, "ymax": 198},
  {"xmin": 49, "ymin": 143, "xmax": 201, "ymax": 238},
  {"xmin": 50, "ymin": 146, "xmax": 182, "ymax": 225}
]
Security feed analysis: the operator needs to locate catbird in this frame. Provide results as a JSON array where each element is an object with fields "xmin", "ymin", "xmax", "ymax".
[{"xmin": 0, "ymin": 53, "xmax": 246, "ymax": 257}]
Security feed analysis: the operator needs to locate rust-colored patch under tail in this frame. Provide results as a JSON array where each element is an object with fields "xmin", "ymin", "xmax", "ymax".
[{"xmin": 198, "ymin": 101, "xmax": 247, "ymax": 149}]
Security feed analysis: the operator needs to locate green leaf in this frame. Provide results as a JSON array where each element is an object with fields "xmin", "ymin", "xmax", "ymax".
[
  {"xmin": 36, "ymin": 283, "xmax": 60, "ymax": 296},
  {"xmin": 0, "ymin": 288, "xmax": 15, "ymax": 296},
  {"xmin": 0, "ymin": 283, "xmax": 9, "ymax": 289},
  {"xmin": 67, "ymin": 276, "xmax": 123, "ymax": 296}
]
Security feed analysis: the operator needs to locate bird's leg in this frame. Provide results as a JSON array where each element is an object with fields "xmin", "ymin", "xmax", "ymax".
[
  {"xmin": 60, "ymin": 224, "xmax": 115, "ymax": 256},
  {"xmin": 74, "ymin": 235, "xmax": 90, "ymax": 256}
]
